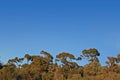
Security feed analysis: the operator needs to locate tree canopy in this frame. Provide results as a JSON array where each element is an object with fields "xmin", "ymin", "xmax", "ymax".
[{"xmin": 0, "ymin": 48, "xmax": 120, "ymax": 80}]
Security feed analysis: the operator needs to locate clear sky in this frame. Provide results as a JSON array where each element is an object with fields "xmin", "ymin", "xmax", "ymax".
[{"xmin": 0, "ymin": 0, "xmax": 120, "ymax": 65}]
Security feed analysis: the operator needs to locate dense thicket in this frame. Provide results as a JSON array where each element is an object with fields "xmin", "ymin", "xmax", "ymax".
[{"xmin": 0, "ymin": 48, "xmax": 120, "ymax": 80}]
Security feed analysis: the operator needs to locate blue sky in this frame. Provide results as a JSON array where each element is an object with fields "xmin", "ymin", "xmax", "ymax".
[{"xmin": 0, "ymin": 0, "xmax": 120, "ymax": 65}]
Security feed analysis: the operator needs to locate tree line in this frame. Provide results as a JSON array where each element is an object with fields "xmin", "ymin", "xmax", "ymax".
[{"xmin": 0, "ymin": 48, "xmax": 120, "ymax": 80}]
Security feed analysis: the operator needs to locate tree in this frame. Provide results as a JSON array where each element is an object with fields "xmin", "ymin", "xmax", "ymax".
[
  {"xmin": 84, "ymin": 57, "xmax": 101, "ymax": 76},
  {"xmin": 1, "ymin": 49, "xmax": 120, "ymax": 80},
  {"xmin": 24, "ymin": 54, "xmax": 32, "ymax": 64},
  {"xmin": 40, "ymin": 50, "xmax": 53, "ymax": 64},
  {"xmin": 56, "ymin": 52, "xmax": 75, "ymax": 65},
  {"xmin": 106, "ymin": 56, "xmax": 120, "ymax": 73},
  {"xmin": 82, "ymin": 48, "xmax": 101, "ymax": 77},
  {"xmin": 8, "ymin": 57, "xmax": 24, "ymax": 68},
  {"xmin": 106, "ymin": 57, "xmax": 117, "ymax": 68},
  {"xmin": 82, "ymin": 48, "xmax": 100, "ymax": 62},
  {"xmin": 55, "ymin": 52, "xmax": 81, "ymax": 79}
]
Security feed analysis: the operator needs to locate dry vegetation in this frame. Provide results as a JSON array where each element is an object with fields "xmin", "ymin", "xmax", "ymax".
[{"xmin": 0, "ymin": 48, "xmax": 120, "ymax": 80}]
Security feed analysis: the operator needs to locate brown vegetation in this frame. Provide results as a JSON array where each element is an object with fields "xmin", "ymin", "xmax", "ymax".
[{"xmin": 0, "ymin": 48, "xmax": 120, "ymax": 80}]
